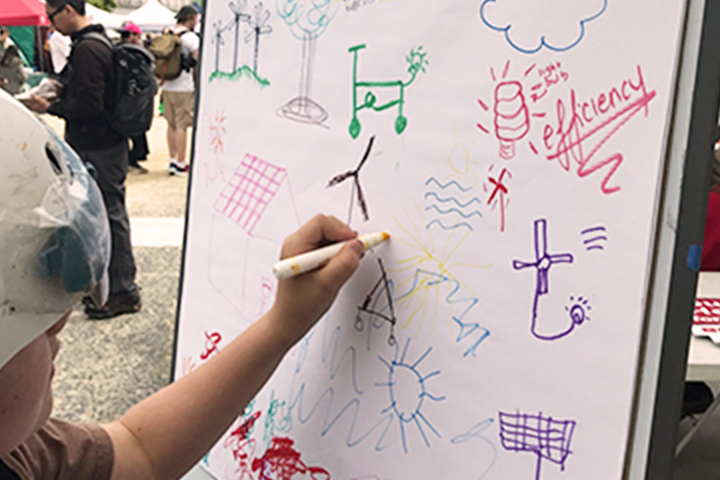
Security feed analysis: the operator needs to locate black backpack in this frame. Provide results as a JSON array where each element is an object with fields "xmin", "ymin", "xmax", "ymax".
[{"xmin": 79, "ymin": 32, "xmax": 158, "ymax": 137}]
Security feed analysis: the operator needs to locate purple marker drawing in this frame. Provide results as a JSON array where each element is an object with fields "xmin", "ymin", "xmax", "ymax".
[
  {"xmin": 513, "ymin": 218, "xmax": 576, "ymax": 340},
  {"xmin": 580, "ymin": 225, "xmax": 608, "ymax": 251},
  {"xmin": 498, "ymin": 410, "xmax": 576, "ymax": 480}
]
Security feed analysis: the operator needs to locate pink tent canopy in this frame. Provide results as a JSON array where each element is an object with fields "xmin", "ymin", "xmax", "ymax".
[{"xmin": 0, "ymin": 0, "xmax": 50, "ymax": 27}]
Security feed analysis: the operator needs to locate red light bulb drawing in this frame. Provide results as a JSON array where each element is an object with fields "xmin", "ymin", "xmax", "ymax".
[{"xmin": 493, "ymin": 81, "xmax": 530, "ymax": 159}]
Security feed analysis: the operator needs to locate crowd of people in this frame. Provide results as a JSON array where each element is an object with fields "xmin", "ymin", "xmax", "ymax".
[{"xmin": 0, "ymin": 1, "xmax": 201, "ymax": 319}]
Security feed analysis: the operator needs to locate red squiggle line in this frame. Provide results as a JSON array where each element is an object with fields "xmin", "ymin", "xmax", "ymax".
[
  {"xmin": 547, "ymin": 89, "xmax": 656, "ymax": 194},
  {"xmin": 578, "ymin": 152, "xmax": 623, "ymax": 194}
]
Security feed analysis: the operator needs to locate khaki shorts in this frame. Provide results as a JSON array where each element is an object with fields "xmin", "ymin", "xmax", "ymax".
[{"xmin": 163, "ymin": 91, "xmax": 195, "ymax": 129}]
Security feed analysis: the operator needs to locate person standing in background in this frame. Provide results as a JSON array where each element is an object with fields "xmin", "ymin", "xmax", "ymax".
[
  {"xmin": 26, "ymin": 0, "xmax": 142, "ymax": 320},
  {"xmin": 120, "ymin": 21, "xmax": 151, "ymax": 174},
  {"xmin": 162, "ymin": 5, "xmax": 200, "ymax": 176}
]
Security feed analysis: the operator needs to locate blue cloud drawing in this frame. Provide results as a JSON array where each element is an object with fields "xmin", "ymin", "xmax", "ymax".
[{"xmin": 480, "ymin": 0, "xmax": 608, "ymax": 54}]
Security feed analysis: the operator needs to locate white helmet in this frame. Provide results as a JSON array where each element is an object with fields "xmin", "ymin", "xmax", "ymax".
[{"xmin": 0, "ymin": 90, "xmax": 111, "ymax": 369}]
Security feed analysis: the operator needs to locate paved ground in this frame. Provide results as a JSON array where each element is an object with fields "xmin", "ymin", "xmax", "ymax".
[
  {"xmin": 45, "ymin": 108, "xmax": 188, "ymax": 425},
  {"xmin": 42, "ymin": 109, "xmax": 720, "ymax": 479}
]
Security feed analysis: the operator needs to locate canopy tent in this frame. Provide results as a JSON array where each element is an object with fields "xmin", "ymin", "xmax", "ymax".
[
  {"xmin": 0, "ymin": 0, "xmax": 50, "ymax": 27},
  {"xmin": 85, "ymin": 4, "xmax": 126, "ymax": 30},
  {"xmin": 7, "ymin": 26, "xmax": 34, "ymax": 66},
  {"xmin": 122, "ymin": 0, "xmax": 176, "ymax": 32}
]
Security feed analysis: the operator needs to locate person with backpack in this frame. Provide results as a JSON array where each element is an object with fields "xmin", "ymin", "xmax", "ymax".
[
  {"xmin": 26, "ymin": 0, "xmax": 142, "ymax": 320},
  {"xmin": 121, "ymin": 22, "xmax": 151, "ymax": 174},
  {"xmin": 156, "ymin": 5, "xmax": 200, "ymax": 176}
]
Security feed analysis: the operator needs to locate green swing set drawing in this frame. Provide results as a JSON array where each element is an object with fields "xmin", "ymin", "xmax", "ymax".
[{"xmin": 348, "ymin": 43, "xmax": 428, "ymax": 139}]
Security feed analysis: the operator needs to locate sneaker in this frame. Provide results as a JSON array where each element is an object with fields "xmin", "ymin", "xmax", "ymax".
[
  {"xmin": 169, "ymin": 162, "xmax": 189, "ymax": 176},
  {"xmin": 85, "ymin": 286, "xmax": 142, "ymax": 320}
]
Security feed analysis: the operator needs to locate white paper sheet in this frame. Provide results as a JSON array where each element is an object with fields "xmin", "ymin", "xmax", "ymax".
[{"xmin": 175, "ymin": 0, "xmax": 688, "ymax": 478}]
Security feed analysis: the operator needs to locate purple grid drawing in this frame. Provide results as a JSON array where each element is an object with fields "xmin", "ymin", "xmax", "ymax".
[
  {"xmin": 214, "ymin": 153, "xmax": 286, "ymax": 235},
  {"xmin": 498, "ymin": 410, "xmax": 576, "ymax": 480}
]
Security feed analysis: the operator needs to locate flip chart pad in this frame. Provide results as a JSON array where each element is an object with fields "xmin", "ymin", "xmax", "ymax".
[{"xmin": 174, "ymin": 0, "xmax": 689, "ymax": 478}]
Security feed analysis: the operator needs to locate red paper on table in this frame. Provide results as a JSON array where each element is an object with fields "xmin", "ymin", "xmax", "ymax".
[
  {"xmin": 693, "ymin": 299, "xmax": 720, "ymax": 343},
  {"xmin": 694, "ymin": 298, "xmax": 720, "ymax": 325}
]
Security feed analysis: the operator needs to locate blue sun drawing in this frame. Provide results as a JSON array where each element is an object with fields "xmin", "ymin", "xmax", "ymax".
[
  {"xmin": 565, "ymin": 296, "xmax": 591, "ymax": 325},
  {"xmin": 377, "ymin": 338, "xmax": 446, "ymax": 453}
]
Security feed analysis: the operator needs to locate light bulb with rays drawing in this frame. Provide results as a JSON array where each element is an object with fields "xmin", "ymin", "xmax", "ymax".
[
  {"xmin": 565, "ymin": 296, "xmax": 591, "ymax": 326},
  {"xmin": 477, "ymin": 60, "xmax": 548, "ymax": 160},
  {"xmin": 376, "ymin": 338, "xmax": 446, "ymax": 453}
]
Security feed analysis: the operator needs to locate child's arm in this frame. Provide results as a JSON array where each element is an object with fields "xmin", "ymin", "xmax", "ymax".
[{"xmin": 103, "ymin": 214, "xmax": 363, "ymax": 480}]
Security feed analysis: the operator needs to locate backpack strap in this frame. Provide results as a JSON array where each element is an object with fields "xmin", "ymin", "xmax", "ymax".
[{"xmin": 74, "ymin": 31, "xmax": 114, "ymax": 52}]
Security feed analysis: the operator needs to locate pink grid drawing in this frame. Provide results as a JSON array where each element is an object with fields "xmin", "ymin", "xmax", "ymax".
[{"xmin": 214, "ymin": 153, "xmax": 286, "ymax": 235}]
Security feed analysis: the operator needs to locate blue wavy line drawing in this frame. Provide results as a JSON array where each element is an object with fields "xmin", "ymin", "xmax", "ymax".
[
  {"xmin": 287, "ymin": 376, "xmax": 396, "ymax": 449},
  {"xmin": 425, "ymin": 177, "xmax": 472, "ymax": 192},
  {"xmin": 451, "ymin": 418, "xmax": 495, "ymax": 444},
  {"xmin": 451, "ymin": 418, "xmax": 497, "ymax": 480},
  {"xmin": 285, "ymin": 326, "xmax": 396, "ymax": 450},
  {"xmin": 395, "ymin": 269, "xmax": 491, "ymax": 357},
  {"xmin": 321, "ymin": 326, "xmax": 364, "ymax": 395},
  {"xmin": 479, "ymin": 0, "xmax": 608, "ymax": 54},
  {"xmin": 425, "ymin": 219, "xmax": 474, "ymax": 231},
  {"xmin": 425, "ymin": 205, "xmax": 483, "ymax": 219},
  {"xmin": 359, "ymin": 267, "xmax": 489, "ymax": 357},
  {"xmin": 424, "ymin": 192, "xmax": 484, "ymax": 208}
]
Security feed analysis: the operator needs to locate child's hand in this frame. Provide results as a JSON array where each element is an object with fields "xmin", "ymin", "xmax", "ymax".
[{"xmin": 269, "ymin": 215, "xmax": 363, "ymax": 346}]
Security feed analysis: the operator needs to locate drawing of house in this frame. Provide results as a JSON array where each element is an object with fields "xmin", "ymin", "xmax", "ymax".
[{"xmin": 209, "ymin": 153, "xmax": 300, "ymax": 321}]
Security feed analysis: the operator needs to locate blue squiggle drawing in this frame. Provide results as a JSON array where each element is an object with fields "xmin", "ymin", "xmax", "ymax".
[
  {"xmin": 321, "ymin": 325, "xmax": 364, "ymax": 395},
  {"xmin": 424, "ymin": 192, "xmax": 483, "ymax": 208},
  {"xmin": 480, "ymin": 0, "xmax": 608, "ymax": 54},
  {"xmin": 285, "ymin": 326, "xmax": 396, "ymax": 450},
  {"xmin": 425, "ymin": 177, "xmax": 472, "ymax": 192},
  {"xmin": 425, "ymin": 219, "xmax": 474, "ymax": 231},
  {"xmin": 395, "ymin": 269, "xmax": 491, "ymax": 357},
  {"xmin": 358, "ymin": 267, "xmax": 489, "ymax": 357},
  {"xmin": 287, "ymin": 376, "xmax": 396, "ymax": 449},
  {"xmin": 451, "ymin": 418, "xmax": 497, "ymax": 480}
]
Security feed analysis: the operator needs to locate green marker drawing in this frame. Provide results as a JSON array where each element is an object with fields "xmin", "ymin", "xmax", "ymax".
[
  {"xmin": 348, "ymin": 44, "xmax": 428, "ymax": 139},
  {"xmin": 209, "ymin": 66, "xmax": 270, "ymax": 86},
  {"xmin": 208, "ymin": 1, "xmax": 272, "ymax": 87}
]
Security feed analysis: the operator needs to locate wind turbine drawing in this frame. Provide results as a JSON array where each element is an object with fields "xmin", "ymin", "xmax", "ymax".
[
  {"xmin": 229, "ymin": 0, "xmax": 250, "ymax": 72},
  {"xmin": 245, "ymin": 2, "xmax": 272, "ymax": 76}
]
